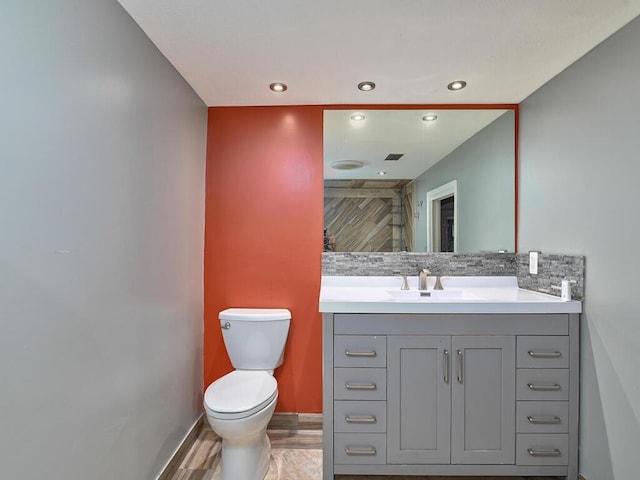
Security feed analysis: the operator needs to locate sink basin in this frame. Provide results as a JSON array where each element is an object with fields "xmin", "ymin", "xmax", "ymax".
[
  {"xmin": 320, "ymin": 276, "xmax": 522, "ymax": 305},
  {"xmin": 386, "ymin": 289, "xmax": 464, "ymax": 300}
]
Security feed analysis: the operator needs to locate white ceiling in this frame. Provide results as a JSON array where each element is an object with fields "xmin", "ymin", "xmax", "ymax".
[
  {"xmin": 116, "ymin": 1, "xmax": 639, "ymax": 180},
  {"xmin": 117, "ymin": 0, "xmax": 640, "ymax": 107}
]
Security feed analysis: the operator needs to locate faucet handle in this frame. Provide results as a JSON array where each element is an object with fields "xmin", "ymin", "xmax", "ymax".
[
  {"xmin": 396, "ymin": 274, "xmax": 410, "ymax": 290},
  {"xmin": 422, "ymin": 268, "xmax": 431, "ymax": 275}
]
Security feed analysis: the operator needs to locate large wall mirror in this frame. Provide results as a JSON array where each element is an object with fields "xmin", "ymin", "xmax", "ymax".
[{"xmin": 323, "ymin": 106, "xmax": 517, "ymax": 253}]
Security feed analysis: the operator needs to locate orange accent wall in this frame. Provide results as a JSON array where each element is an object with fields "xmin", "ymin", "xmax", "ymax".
[{"xmin": 204, "ymin": 106, "xmax": 324, "ymax": 413}]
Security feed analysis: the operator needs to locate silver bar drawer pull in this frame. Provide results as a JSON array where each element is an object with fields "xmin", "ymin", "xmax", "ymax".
[
  {"xmin": 345, "ymin": 349, "xmax": 377, "ymax": 357},
  {"xmin": 444, "ymin": 349, "xmax": 450, "ymax": 384},
  {"xmin": 528, "ymin": 350, "xmax": 562, "ymax": 358},
  {"xmin": 527, "ymin": 415, "xmax": 562, "ymax": 424},
  {"xmin": 345, "ymin": 382, "xmax": 377, "ymax": 391},
  {"xmin": 527, "ymin": 383, "xmax": 562, "ymax": 391},
  {"xmin": 345, "ymin": 415, "xmax": 377, "ymax": 424},
  {"xmin": 457, "ymin": 349, "xmax": 463, "ymax": 384},
  {"xmin": 527, "ymin": 448, "xmax": 561, "ymax": 457},
  {"xmin": 345, "ymin": 447, "xmax": 377, "ymax": 456}
]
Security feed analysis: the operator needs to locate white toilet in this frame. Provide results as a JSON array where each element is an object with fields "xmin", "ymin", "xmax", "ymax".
[{"xmin": 203, "ymin": 308, "xmax": 291, "ymax": 480}]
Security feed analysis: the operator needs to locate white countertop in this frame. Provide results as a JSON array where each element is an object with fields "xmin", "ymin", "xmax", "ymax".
[{"xmin": 319, "ymin": 276, "xmax": 582, "ymax": 314}]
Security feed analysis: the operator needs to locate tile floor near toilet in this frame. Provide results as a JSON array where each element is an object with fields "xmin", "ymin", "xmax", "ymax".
[{"xmin": 168, "ymin": 416, "xmax": 560, "ymax": 480}]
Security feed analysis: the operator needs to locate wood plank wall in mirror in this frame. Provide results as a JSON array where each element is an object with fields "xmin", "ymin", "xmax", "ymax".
[{"xmin": 323, "ymin": 105, "xmax": 518, "ymax": 253}]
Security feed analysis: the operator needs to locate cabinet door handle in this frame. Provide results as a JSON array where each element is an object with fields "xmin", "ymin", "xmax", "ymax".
[
  {"xmin": 345, "ymin": 382, "xmax": 377, "ymax": 391},
  {"xmin": 527, "ymin": 415, "xmax": 562, "ymax": 424},
  {"xmin": 345, "ymin": 447, "xmax": 377, "ymax": 456},
  {"xmin": 345, "ymin": 415, "xmax": 377, "ymax": 424},
  {"xmin": 527, "ymin": 383, "xmax": 561, "ymax": 391},
  {"xmin": 456, "ymin": 349, "xmax": 463, "ymax": 384},
  {"xmin": 444, "ymin": 349, "xmax": 450, "ymax": 384},
  {"xmin": 527, "ymin": 448, "xmax": 561, "ymax": 457},
  {"xmin": 345, "ymin": 349, "xmax": 377, "ymax": 357},
  {"xmin": 528, "ymin": 350, "xmax": 562, "ymax": 358}
]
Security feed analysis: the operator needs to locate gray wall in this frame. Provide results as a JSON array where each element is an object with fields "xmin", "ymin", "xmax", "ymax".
[
  {"xmin": 519, "ymin": 15, "xmax": 640, "ymax": 480},
  {"xmin": 0, "ymin": 2, "xmax": 207, "ymax": 480},
  {"xmin": 414, "ymin": 110, "xmax": 515, "ymax": 253}
]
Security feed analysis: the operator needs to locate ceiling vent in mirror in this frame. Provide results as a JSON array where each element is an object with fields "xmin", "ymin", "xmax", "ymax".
[
  {"xmin": 331, "ymin": 160, "xmax": 364, "ymax": 170},
  {"xmin": 384, "ymin": 153, "xmax": 404, "ymax": 161}
]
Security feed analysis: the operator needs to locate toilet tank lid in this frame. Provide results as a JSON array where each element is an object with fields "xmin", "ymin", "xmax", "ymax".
[{"xmin": 219, "ymin": 308, "xmax": 291, "ymax": 321}]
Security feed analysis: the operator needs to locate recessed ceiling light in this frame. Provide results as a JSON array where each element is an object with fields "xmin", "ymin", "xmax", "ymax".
[
  {"xmin": 357, "ymin": 81, "xmax": 376, "ymax": 91},
  {"xmin": 269, "ymin": 82, "xmax": 287, "ymax": 92},
  {"xmin": 447, "ymin": 80, "xmax": 467, "ymax": 91},
  {"xmin": 350, "ymin": 114, "xmax": 366, "ymax": 121},
  {"xmin": 422, "ymin": 114, "xmax": 438, "ymax": 122},
  {"xmin": 377, "ymin": 171, "xmax": 387, "ymax": 176}
]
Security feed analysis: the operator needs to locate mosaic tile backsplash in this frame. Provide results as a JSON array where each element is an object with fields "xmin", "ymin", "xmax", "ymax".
[
  {"xmin": 322, "ymin": 252, "xmax": 585, "ymax": 301},
  {"xmin": 516, "ymin": 253, "xmax": 585, "ymax": 301}
]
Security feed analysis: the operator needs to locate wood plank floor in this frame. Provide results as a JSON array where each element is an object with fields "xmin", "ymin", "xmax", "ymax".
[{"xmin": 168, "ymin": 421, "xmax": 559, "ymax": 480}]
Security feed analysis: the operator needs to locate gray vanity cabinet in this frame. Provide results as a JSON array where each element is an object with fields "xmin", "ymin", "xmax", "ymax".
[
  {"xmin": 387, "ymin": 335, "xmax": 515, "ymax": 466},
  {"xmin": 322, "ymin": 312, "xmax": 579, "ymax": 480}
]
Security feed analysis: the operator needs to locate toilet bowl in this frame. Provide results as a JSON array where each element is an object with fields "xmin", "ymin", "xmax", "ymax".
[
  {"xmin": 204, "ymin": 371, "xmax": 278, "ymax": 480},
  {"xmin": 203, "ymin": 308, "xmax": 290, "ymax": 480}
]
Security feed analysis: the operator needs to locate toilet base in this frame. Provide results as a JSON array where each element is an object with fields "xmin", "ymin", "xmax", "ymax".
[
  {"xmin": 221, "ymin": 431, "xmax": 271, "ymax": 480},
  {"xmin": 206, "ymin": 393, "xmax": 278, "ymax": 480}
]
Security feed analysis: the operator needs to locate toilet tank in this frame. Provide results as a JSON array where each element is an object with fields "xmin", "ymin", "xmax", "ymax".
[{"xmin": 219, "ymin": 308, "xmax": 291, "ymax": 371}]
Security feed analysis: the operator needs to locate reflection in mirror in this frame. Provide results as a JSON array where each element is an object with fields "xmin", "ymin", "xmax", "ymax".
[{"xmin": 323, "ymin": 108, "xmax": 515, "ymax": 253}]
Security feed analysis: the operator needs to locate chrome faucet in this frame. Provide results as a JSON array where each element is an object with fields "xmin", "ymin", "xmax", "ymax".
[
  {"xmin": 419, "ymin": 269, "xmax": 445, "ymax": 290},
  {"xmin": 419, "ymin": 269, "xmax": 430, "ymax": 290}
]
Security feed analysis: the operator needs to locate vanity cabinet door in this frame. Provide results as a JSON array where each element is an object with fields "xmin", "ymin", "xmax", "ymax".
[
  {"xmin": 387, "ymin": 335, "xmax": 451, "ymax": 464},
  {"xmin": 451, "ymin": 335, "xmax": 516, "ymax": 465}
]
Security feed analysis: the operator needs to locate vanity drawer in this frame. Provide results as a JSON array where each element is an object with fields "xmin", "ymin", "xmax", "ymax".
[
  {"xmin": 334, "ymin": 433, "xmax": 386, "ymax": 465},
  {"xmin": 516, "ymin": 433, "xmax": 569, "ymax": 465},
  {"xmin": 335, "ymin": 335, "xmax": 387, "ymax": 368},
  {"xmin": 516, "ymin": 401, "xmax": 569, "ymax": 433},
  {"xmin": 334, "ymin": 400, "xmax": 386, "ymax": 433},
  {"xmin": 517, "ymin": 336, "xmax": 569, "ymax": 368},
  {"xmin": 334, "ymin": 368, "xmax": 386, "ymax": 400},
  {"xmin": 516, "ymin": 369, "xmax": 569, "ymax": 401}
]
